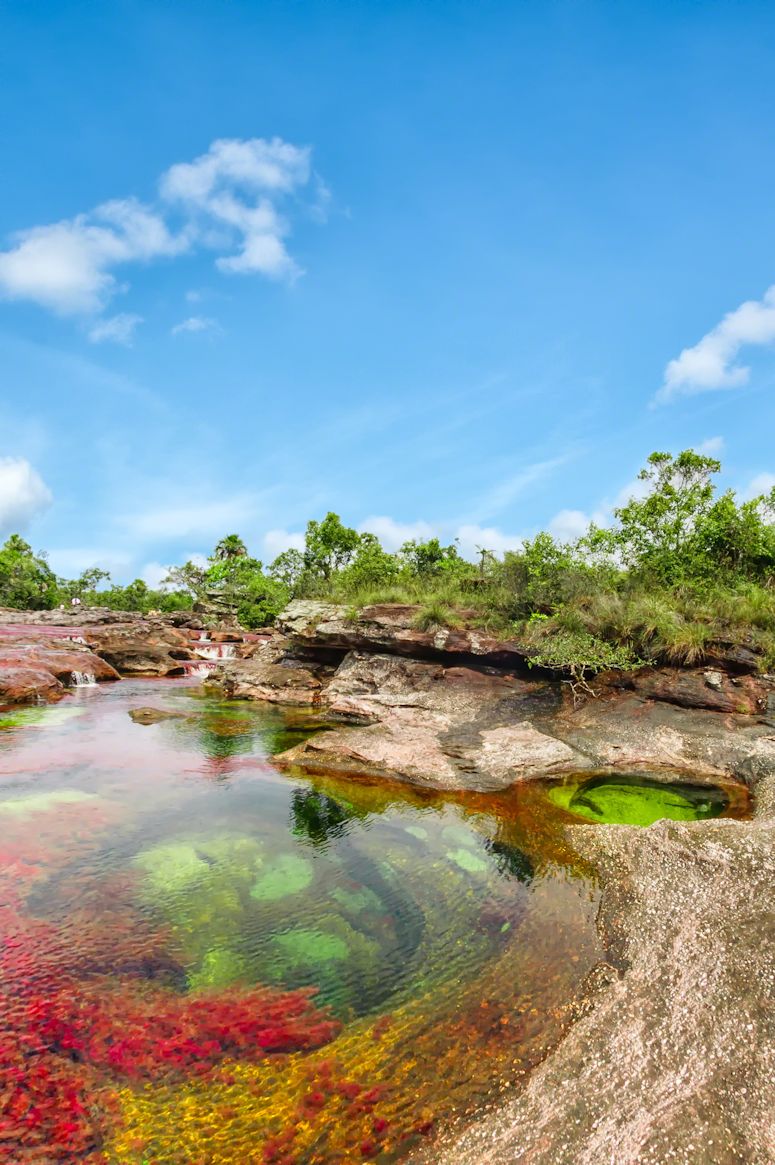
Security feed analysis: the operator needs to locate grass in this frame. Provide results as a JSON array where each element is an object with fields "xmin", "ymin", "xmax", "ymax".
[{"xmin": 320, "ymin": 572, "xmax": 775, "ymax": 676}]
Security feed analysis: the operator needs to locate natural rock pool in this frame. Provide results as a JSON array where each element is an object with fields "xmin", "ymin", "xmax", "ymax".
[{"xmin": 0, "ymin": 679, "xmax": 749, "ymax": 1164}]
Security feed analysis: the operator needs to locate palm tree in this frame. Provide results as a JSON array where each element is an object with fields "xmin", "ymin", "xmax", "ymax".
[{"xmin": 213, "ymin": 534, "xmax": 248, "ymax": 561}]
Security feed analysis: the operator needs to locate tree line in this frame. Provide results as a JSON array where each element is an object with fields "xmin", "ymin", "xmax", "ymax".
[{"xmin": 2, "ymin": 450, "xmax": 774, "ymax": 672}]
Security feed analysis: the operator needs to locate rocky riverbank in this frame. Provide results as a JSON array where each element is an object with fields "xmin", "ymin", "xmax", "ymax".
[{"xmin": 0, "ymin": 606, "xmax": 255, "ymax": 700}]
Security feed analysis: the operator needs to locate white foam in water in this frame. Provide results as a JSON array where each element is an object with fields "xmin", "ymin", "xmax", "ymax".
[
  {"xmin": 194, "ymin": 644, "xmax": 237, "ymax": 660},
  {"xmin": 182, "ymin": 661, "xmax": 217, "ymax": 677},
  {"xmin": 66, "ymin": 635, "xmax": 88, "ymax": 645},
  {"xmin": 70, "ymin": 671, "xmax": 97, "ymax": 686}
]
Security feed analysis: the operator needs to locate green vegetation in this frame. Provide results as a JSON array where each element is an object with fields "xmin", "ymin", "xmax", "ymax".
[{"xmin": 1, "ymin": 450, "xmax": 774, "ymax": 675}]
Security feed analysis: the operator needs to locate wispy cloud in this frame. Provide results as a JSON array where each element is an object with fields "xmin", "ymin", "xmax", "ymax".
[
  {"xmin": 88, "ymin": 312, "xmax": 143, "ymax": 345},
  {"xmin": 657, "ymin": 285, "xmax": 775, "ymax": 402},
  {"xmin": 0, "ymin": 136, "xmax": 322, "ymax": 328},
  {"xmin": 358, "ymin": 516, "xmax": 435, "ymax": 551},
  {"xmin": 122, "ymin": 494, "xmax": 260, "ymax": 541},
  {"xmin": 171, "ymin": 315, "xmax": 222, "ymax": 337},
  {"xmin": 463, "ymin": 456, "xmax": 570, "ymax": 524},
  {"xmin": 0, "ymin": 456, "xmax": 53, "ymax": 533}
]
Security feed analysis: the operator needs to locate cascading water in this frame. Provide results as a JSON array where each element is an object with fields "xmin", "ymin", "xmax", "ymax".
[
  {"xmin": 194, "ymin": 644, "xmax": 237, "ymax": 661},
  {"xmin": 70, "ymin": 671, "xmax": 97, "ymax": 687},
  {"xmin": 180, "ymin": 661, "xmax": 218, "ymax": 677}
]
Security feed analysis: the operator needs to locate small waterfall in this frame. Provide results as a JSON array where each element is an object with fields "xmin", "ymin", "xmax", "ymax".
[
  {"xmin": 180, "ymin": 661, "xmax": 217, "ymax": 677},
  {"xmin": 70, "ymin": 671, "xmax": 97, "ymax": 687},
  {"xmin": 193, "ymin": 643, "xmax": 237, "ymax": 661},
  {"xmin": 66, "ymin": 635, "xmax": 88, "ymax": 645}
]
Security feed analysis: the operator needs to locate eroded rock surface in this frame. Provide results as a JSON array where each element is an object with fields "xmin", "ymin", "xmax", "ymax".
[
  {"xmin": 420, "ymin": 805, "xmax": 775, "ymax": 1165},
  {"xmin": 207, "ymin": 604, "xmax": 775, "ymax": 794}
]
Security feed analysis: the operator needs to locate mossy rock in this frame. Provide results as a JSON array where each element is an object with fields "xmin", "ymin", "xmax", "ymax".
[{"xmin": 547, "ymin": 774, "xmax": 727, "ymax": 827}]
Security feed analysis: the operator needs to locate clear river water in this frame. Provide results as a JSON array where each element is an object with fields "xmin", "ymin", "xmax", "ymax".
[{"xmin": 0, "ymin": 677, "xmax": 748, "ymax": 1164}]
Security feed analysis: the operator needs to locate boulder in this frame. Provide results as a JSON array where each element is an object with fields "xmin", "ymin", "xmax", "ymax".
[
  {"xmin": 86, "ymin": 623, "xmax": 194, "ymax": 676},
  {"xmin": 0, "ymin": 645, "xmax": 119, "ymax": 685},
  {"xmin": 0, "ymin": 664, "xmax": 64, "ymax": 704},
  {"xmin": 128, "ymin": 707, "xmax": 189, "ymax": 725}
]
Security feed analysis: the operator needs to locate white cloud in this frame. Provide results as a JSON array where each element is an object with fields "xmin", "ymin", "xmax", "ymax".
[
  {"xmin": 0, "ymin": 198, "xmax": 185, "ymax": 315},
  {"xmin": 741, "ymin": 472, "xmax": 775, "ymax": 501},
  {"xmin": 358, "ymin": 516, "xmax": 435, "ymax": 551},
  {"xmin": 171, "ymin": 315, "xmax": 221, "ymax": 336},
  {"xmin": 0, "ymin": 456, "xmax": 53, "ymax": 533},
  {"xmin": 160, "ymin": 137, "xmax": 311, "ymax": 280},
  {"xmin": 88, "ymin": 312, "xmax": 143, "ymax": 345},
  {"xmin": 0, "ymin": 137, "xmax": 321, "ymax": 325},
  {"xmin": 547, "ymin": 509, "xmax": 597, "ymax": 542},
  {"xmin": 696, "ymin": 436, "xmax": 725, "ymax": 456},
  {"xmin": 262, "ymin": 528, "xmax": 305, "ymax": 560},
  {"xmin": 466, "ymin": 456, "xmax": 570, "ymax": 523},
  {"xmin": 140, "ymin": 561, "xmax": 170, "ymax": 588},
  {"xmin": 453, "ymin": 523, "xmax": 522, "ymax": 559},
  {"xmin": 658, "ymin": 286, "xmax": 775, "ymax": 401},
  {"xmin": 45, "ymin": 547, "xmax": 133, "ymax": 577},
  {"xmin": 123, "ymin": 495, "xmax": 258, "ymax": 541}
]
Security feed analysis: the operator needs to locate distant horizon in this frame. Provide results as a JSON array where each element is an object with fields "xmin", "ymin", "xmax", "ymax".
[{"xmin": 2, "ymin": 0, "xmax": 774, "ymax": 584}]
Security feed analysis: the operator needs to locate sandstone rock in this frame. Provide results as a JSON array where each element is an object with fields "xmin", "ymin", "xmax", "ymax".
[
  {"xmin": 277, "ymin": 599, "xmax": 533, "ymax": 667},
  {"xmin": 128, "ymin": 707, "xmax": 188, "ymax": 725},
  {"xmin": 86, "ymin": 623, "xmax": 194, "ymax": 676},
  {"xmin": 0, "ymin": 645, "xmax": 119, "ymax": 686},
  {"xmin": 623, "ymin": 667, "xmax": 765, "ymax": 715},
  {"xmin": 0, "ymin": 664, "xmax": 64, "ymax": 704},
  {"xmin": 422, "ymin": 808, "xmax": 775, "ymax": 1165}
]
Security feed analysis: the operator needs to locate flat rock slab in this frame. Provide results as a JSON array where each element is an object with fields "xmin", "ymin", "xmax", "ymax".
[{"xmin": 420, "ymin": 811, "xmax": 775, "ymax": 1165}]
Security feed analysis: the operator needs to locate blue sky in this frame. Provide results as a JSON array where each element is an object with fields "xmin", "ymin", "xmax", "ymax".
[{"xmin": 1, "ymin": 0, "xmax": 774, "ymax": 584}]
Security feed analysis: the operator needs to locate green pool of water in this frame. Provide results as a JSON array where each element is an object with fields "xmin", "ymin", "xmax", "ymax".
[{"xmin": 547, "ymin": 771, "xmax": 731, "ymax": 826}]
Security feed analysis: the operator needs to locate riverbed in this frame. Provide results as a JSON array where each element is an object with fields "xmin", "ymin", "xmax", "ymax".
[{"xmin": 0, "ymin": 678, "xmax": 747, "ymax": 1164}]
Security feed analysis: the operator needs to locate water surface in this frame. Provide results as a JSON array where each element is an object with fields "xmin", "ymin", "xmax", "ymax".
[{"xmin": 0, "ymin": 679, "xmax": 744, "ymax": 1164}]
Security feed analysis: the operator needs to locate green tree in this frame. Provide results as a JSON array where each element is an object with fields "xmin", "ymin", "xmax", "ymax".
[
  {"xmin": 213, "ymin": 534, "xmax": 248, "ymax": 561},
  {"xmin": 0, "ymin": 535, "xmax": 60, "ymax": 610},
  {"xmin": 303, "ymin": 513, "xmax": 360, "ymax": 580},
  {"xmin": 605, "ymin": 450, "xmax": 723, "ymax": 584}
]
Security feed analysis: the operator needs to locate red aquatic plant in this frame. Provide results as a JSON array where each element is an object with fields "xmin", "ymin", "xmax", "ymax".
[{"xmin": 0, "ymin": 902, "xmax": 340, "ymax": 1162}]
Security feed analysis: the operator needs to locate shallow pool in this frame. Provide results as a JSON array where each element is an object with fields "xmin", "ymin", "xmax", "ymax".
[{"xmin": 0, "ymin": 679, "xmax": 746, "ymax": 1163}]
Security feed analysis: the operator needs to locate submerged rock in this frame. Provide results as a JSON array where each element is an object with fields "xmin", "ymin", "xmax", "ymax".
[{"xmin": 129, "ymin": 706, "xmax": 188, "ymax": 725}]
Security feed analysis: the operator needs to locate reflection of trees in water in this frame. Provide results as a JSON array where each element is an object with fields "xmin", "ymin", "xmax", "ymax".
[
  {"xmin": 484, "ymin": 838, "xmax": 534, "ymax": 884},
  {"xmin": 290, "ymin": 789, "xmax": 358, "ymax": 847}
]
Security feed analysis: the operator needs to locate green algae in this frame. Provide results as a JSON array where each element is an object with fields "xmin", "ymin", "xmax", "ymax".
[
  {"xmin": 331, "ymin": 884, "xmax": 383, "ymax": 915},
  {"xmin": 0, "ymin": 705, "xmax": 84, "ymax": 730},
  {"xmin": 0, "ymin": 789, "xmax": 96, "ymax": 816},
  {"xmin": 188, "ymin": 947, "xmax": 250, "ymax": 991},
  {"xmin": 250, "ymin": 854, "xmax": 313, "ymax": 901},
  {"xmin": 446, "ymin": 846, "xmax": 490, "ymax": 874},
  {"xmin": 547, "ymin": 773, "xmax": 728, "ymax": 827},
  {"xmin": 404, "ymin": 824, "xmax": 428, "ymax": 840},
  {"xmin": 442, "ymin": 824, "xmax": 479, "ymax": 849}
]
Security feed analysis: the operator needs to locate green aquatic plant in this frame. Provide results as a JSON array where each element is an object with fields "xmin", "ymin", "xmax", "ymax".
[
  {"xmin": 446, "ymin": 847, "xmax": 490, "ymax": 874},
  {"xmin": 547, "ymin": 773, "xmax": 727, "ymax": 827},
  {"xmin": 187, "ymin": 947, "xmax": 250, "ymax": 991},
  {"xmin": 250, "ymin": 853, "xmax": 313, "ymax": 901},
  {"xmin": 0, "ymin": 705, "xmax": 84, "ymax": 730},
  {"xmin": 0, "ymin": 789, "xmax": 96, "ymax": 817}
]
